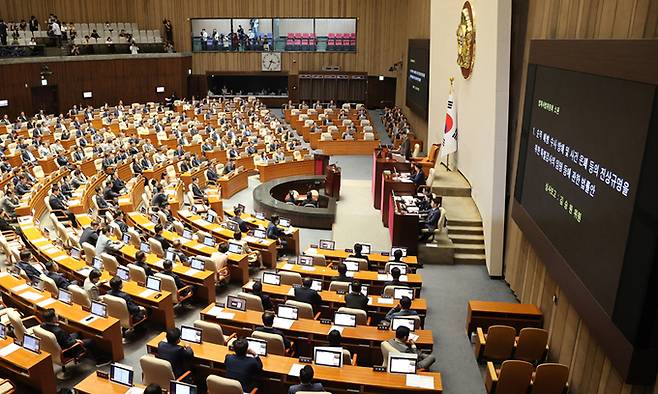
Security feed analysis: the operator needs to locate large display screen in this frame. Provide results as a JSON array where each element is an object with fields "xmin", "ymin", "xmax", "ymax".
[
  {"xmin": 516, "ymin": 66, "xmax": 654, "ymax": 316},
  {"xmin": 405, "ymin": 39, "xmax": 429, "ymax": 119}
]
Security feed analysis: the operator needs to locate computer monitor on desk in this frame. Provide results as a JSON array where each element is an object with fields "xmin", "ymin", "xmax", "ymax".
[
  {"xmin": 110, "ymin": 363, "xmax": 134, "ymax": 386},
  {"xmin": 314, "ymin": 347, "xmax": 343, "ymax": 368},
  {"xmin": 170, "ymin": 381, "xmax": 197, "ymax": 394},
  {"xmin": 388, "ymin": 353, "xmax": 417, "ymax": 374}
]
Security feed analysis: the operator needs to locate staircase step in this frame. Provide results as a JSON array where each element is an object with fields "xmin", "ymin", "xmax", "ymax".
[
  {"xmin": 447, "ymin": 225, "xmax": 484, "ymax": 235},
  {"xmin": 449, "ymin": 233, "xmax": 484, "ymax": 244},
  {"xmin": 453, "ymin": 243, "xmax": 485, "ymax": 254},
  {"xmin": 447, "ymin": 219, "xmax": 482, "ymax": 227},
  {"xmin": 454, "ymin": 252, "xmax": 486, "ymax": 264}
]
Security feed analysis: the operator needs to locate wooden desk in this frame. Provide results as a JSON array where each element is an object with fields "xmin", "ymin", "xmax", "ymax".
[
  {"xmin": 127, "ymin": 212, "xmax": 251, "ymax": 284},
  {"xmin": 302, "ymin": 246, "xmax": 420, "ymax": 271},
  {"xmin": 276, "ymin": 262, "xmax": 423, "ymax": 296},
  {"xmin": 242, "ymin": 280, "xmax": 428, "ymax": 326},
  {"xmin": 0, "ymin": 336, "xmax": 56, "ymax": 394},
  {"xmin": 372, "ymin": 150, "xmax": 411, "ymax": 210},
  {"xmin": 225, "ymin": 209, "xmax": 301, "ymax": 256},
  {"xmin": 200, "ymin": 304, "xmax": 433, "ymax": 367},
  {"xmin": 257, "ymin": 159, "xmax": 315, "ymax": 182},
  {"xmin": 389, "ymin": 192, "xmax": 420, "ymax": 256},
  {"xmin": 466, "ymin": 300, "xmax": 544, "ymax": 337},
  {"xmin": 316, "ymin": 139, "xmax": 380, "ymax": 155},
  {"xmin": 218, "ymin": 169, "xmax": 249, "ymax": 198},
  {"xmin": 0, "ymin": 272, "xmax": 124, "ymax": 362},
  {"xmin": 178, "ymin": 209, "xmax": 278, "ymax": 268},
  {"xmin": 75, "ymin": 373, "xmax": 145, "ymax": 394},
  {"xmin": 146, "ymin": 332, "xmax": 442, "ymax": 393},
  {"xmin": 381, "ymin": 175, "xmax": 417, "ymax": 227}
]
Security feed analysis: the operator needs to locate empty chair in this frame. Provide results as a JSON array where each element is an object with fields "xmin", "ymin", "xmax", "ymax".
[
  {"xmin": 475, "ymin": 325, "xmax": 517, "ymax": 361},
  {"xmin": 328, "ymin": 281, "xmax": 349, "ymax": 293},
  {"xmin": 530, "ymin": 363, "xmax": 569, "ymax": 394},
  {"xmin": 363, "ymin": 132, "xmax": 375, "ymax": 141},
  {"xmin": 101, "ymin": 253, "xmax": 119, "ymax": 275},
  {"xmin": 193, "ymin": 320, "xmax": 235, "ymax": 346},
  {"xmin": 285, "ymin": 300, "xmax": 319, "ymax": 320},
  {"xmin": 251, "ymin": 330, "xmax": 292, "ymax": 357},
  {"xmin": 156, "ymin": 273, "xmax": 192, "ymax": 305},
  {"xmin": 337, "ymin": 307, "xmax": 369, "ymax": 325},
  {"xmin": 33, "ymin": 326, "xmax": 86, "ymax": 379},
  {"xmin": 6, "ymin": 309, "xmax": 39, "ymax": 342},
  {"xmin": 485, "ymin": 360, "xmax": 534, "ymax": 394},
  {"xmin": 279, "ymin": 271, "xmax": 302, "ymax": 286},
  {"xmin": 241, "ymin": 292, "xmax": 264, "ymax": 312},
  {"xmin": 207, "ymin": 375, "xmax": 257, "ymax": 394},
  {"xmin": 69, "ymin": 284, "xmax": 91, "ymax": 308},
  {"xmin": 40, "ymin": 274, "xmax": 59, "ymax": 298},
  {"xmin": 140, "ymin": 354, "xmax": 190, "ymax": 389},
  {"xmin": 514, "ymin": 328, "xmax": 549, "ymax": 364},
  {"xmin": 128, "ymin": 228, "xmax": 142, "ymax": 248},
  {"xmin": 128, "ymin": 263, "xmax": 147, "ymax": 284},
  {"xmin": 81, "ymin": 242, "xmax": 96, "ymax": 264}
]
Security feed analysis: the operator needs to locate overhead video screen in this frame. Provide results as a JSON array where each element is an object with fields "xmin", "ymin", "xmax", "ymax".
[
  {"xmin": 405, "ymin": 39, "xmax": 429, "ymax": 119},
  {"xmin": 515, "ymin": 65, "xmax": 655, "ymax": 316}
]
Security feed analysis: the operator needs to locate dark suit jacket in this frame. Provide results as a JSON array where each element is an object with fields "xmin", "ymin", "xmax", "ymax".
[
  {"xmin": 155, "ymin": 234, "xmax": 171, "ymax": 251},
  {"xmin": 107, "ymin": 289, "xmax": 141, "ymax": 317},
  {"xmin": 49, "ymin": 195, "xmax": 67, "ymax": 211},
  {"xmin": 47, "ymin": 271, "xmax": 71, "ymax": 289},
  {"xmin": 206, "ymin": 168, "xmax": 218, "ymax": 182},
  {"xmin": 412, "ymin": 170, "xmax": 426, "ymax": 187},
  {"xmin": 225, "ymin": 354, "xmax": 263, "ymax": 392},
  {"xmin": 191, "ymin": 184, "xmax": 204, "ymax": 198},
  {"xmin": 157, "ymin": 341, "xmax": 193, "ymax": 377},
  {"xmin": 424, "ymin": 208, "xmax": 441, "ymax": 231},
  {"xmin": 40, "ymin": 322, "xmax": 77, "ymax": 349},
  {"xmin": 294, "ymin": 287, "xmax": 322, "ymax": 309},
  {"xmin": 151, "ymin": 193, "xmax": 168, "ymax": 208},
  {"xmin": 79, "ymin": 227, "xmax": 99, "ymax": 247},
  {"xmin": 16, "ymin": 261, "xmax": 41, "ymax": 282},
  {"xmin": 345, "ymin": 292, "xmax": 369, "ymax": 311}
]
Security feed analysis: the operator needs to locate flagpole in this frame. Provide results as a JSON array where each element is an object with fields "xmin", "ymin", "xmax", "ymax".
[{"xmin": 442, "ymin": 77, "xmax": 455, "ymax": 171}]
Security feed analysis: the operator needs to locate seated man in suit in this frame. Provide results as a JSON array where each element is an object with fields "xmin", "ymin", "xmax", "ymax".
[
  {"xmin": 83, "ymin": 269, "xmax": 103, "ymax": 302},
  {"xmin": 254, "ymin": 311, "xmax": 291, "ymax": 350},
  {"xmin": 384, "ymin": 267, "xmax": 403, "ymax": 287},
  {"xmin": 348, "ymin": 243, "xmax": 371, "ymax": 270},
  {"xmin": 40, "ymin": 308, "xmax": 109, "ymax": 366},
  {"xmin": 418, "ymin": 197, "xmax": 442, "ymax": 242},
  {"xmin": 384, "ymin": 295, "xmax": 418, "ymax": 322},
  {"xmin": 49, "ymin": 185, "xmax": 79, "ymax": 228},
  {"xmin": 16, "ymin": 250, "xmax": 43, "ymax": 282},
  {"xmin": 108, "ymin": 276, "xmax": 146, "ymax": 322},
  {"xmin": 300, "ymin": 191, "xmax": 318, "ymax": 208},
  {"xmin": 134, "ymin": 250, "xmax": 155, "ymax": 277},
  {"xmin": 156, "ymin": 327, "xmax": 194, "ymax": 378},
  {"xmin": 206, "ymin": 164, "xmax": 219, "ymax": 184},
  {"xmin": 93, "ymin": 186, "xmax": 113, "ymax": 213},
  {"xmin": 151, "ymin": 186, "xmax": 169, "ymax": 209},
  {"xmin": 331, "ymin": 262, "xmax": 350, "ymax": 283},
  {"xmin": 251, "ymin": 280, "xmax": 273, "ymax": 311},
  {"xmin": 294, "ymin": 277, "xmax": 322, "ymax": 311},
  {"xmin": 161, "ymin": 259, "xmax": 191, "ymax": 296},
  {"xmin": 344, "ymin": 280, "xmax": 369, "ymax": 311},
  {"xmin": 43, "ymin": 260, "xmax": 73, "ymax": 289},
  {"xmin": 288, "ymin": 365, "xmax": 324, "ymax": 394},
  {"xmin": 411, "ymin": 162, "xmax": 426, "ymax": 188},
  {"xmin": 79, "ymin": 220, "xmax": 100, "ymax": 247},
  {"xmin": 153, "ymin": 224, "xmax": 171, "ymax": 251},
  {"xmin": 266, "ymin": 215, "xmax": 288, "ymax": 248},
  {"xmin": 190, "ymin": 177, "xmax": 206, "ymax": 201},
  {"xmin": 144, "ymin": 384, "xmax": 163, "ymax": 394},
  {"xmin": 225, "ymin": 338, "xmax": 263, "ymax": 393},
  {"xmin": 386, "ymin": 325, "xmax": 435, "ymax": 370},
  {"xmin": 232, "ymin": 205, "xmax": 249, "ymax": 233}
]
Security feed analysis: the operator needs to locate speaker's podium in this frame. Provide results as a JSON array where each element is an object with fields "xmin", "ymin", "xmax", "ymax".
[{"xmin": 325, "ymin": 163, "xmax": 342, "ymax": 200}]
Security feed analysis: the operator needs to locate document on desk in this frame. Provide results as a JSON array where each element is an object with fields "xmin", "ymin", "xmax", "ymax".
[
  {"xmin": 77, "ymin": 267, "xmax": 92, "ymax": 276},
  {"xmin": 244, "ymin": 236, "xmax": 258, "ymax": 243},
  {"xmin": 288, "ymin": 363, "xmax": 304, "ymax": 377},
  {"xmin": 20, "ymin": 291, "xmax": 43, "ymax": 301},
  {"xmin": 273, "ymin": 317, "xmax": 294, "ymax": 330},
  {"xmin": 139, "ymin": 289, "xmax": 156, "ymax": 298},
  {"xmin": 37, "ymin": 298, "xmax": 56, "ymax": 308},
  {"xmin": 53, "ymin": 254, "xmax": 69, "ymax": 262},
  {"xmin": 301, "ymin": 266, "xmax": 315, "ymax": 271},
  {"xmin": 377, "ymin": 297, "xmax": 395, "ymax": 304},
  {"xmin": 193, "ymin": 219, "xmax": 207, "ymax": 226},
  {"xmin": 183, "ymin": 268, "xmax": 199, "ymax": 276},
  {"xmin": 406, "ymin": 374, "xmax": 434, "ymax": 389},
  {"xmin": 44, "ymin": 246, "xmax": 60, "ymax": 255},
  {"xmin": 409, "ymin": 333, "xmax": 419, "ymax": 342},
  {"xmin": 378, "ymin": 274, "xmax": 391, "ymax": 281},
  {"xmin": 0, "ymin": 343, "xmax": 20, "ymax": 357},
  {"xmin": 124, "ymin": 387, "xmax": 145, "ymax": 394},
  {"xmin": 281, "ymin": 263, "xmax": 293, "ymax": 271},
  {"xmin": 207, "ymin": 306, "xmax": 235, "ymax": 320},
  {"xmin": 32, "ymin": 237, "xmax": 48, "ymax": 244},
  {"xmin": 11, "ymin": 284, "xmax": 29, "ymax": 293}
]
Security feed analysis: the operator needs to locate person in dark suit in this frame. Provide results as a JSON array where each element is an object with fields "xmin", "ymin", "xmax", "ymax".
[
  {"xmin": 331, "ymin": 263, "xmax": 350, "ymax": 283},
  {"xmin": 134, "ymin": 250, "xmax": 155, "ymax": 277},
  {"xmin": 223, "ymin": 159, "xmax": 236, "ymax": 175},
  {"xmin": 108, "ymin": 276, "xmax": 146, "ymax": 321},
  {"xmin": 132, "ymin": 158, "xmax": 143, "ymax": 175},
  {"xmin": 156, "ymin": 327, "xmax": 194, "ymax": 378},
  {"xmin": 254, "ymin": 311, "xmax": 290, "ymax": 349},
  {"xmin": 79, "ymin": 220, "xmax": 100, "ymax": 247},
  {"xmin": 16, "ymin": 250, "xmax": 42, "ymax": 282},
  {"xmin": 384, "ymin": 267, "xmax": 403, "ymax": 287},
  {"xmin": 411, "ymin": 162, "xmax": 426, "ymax": 188},
  {"xmin": 252, "ymin": 280, "xmax": 273, "ymax": 311},
  {"xmin": 398, "ymin": 134, "xmax": 411, "ymax": 160},
  {"xmin": 294, "ymin": 278, "xmax": 322, "ymax": 311},
  {"xmin": 384, "ymin": 296, "xmax": 418, "ymax": 322},
  {"xmin": 386, "ymin": 326, "xmax": 435, "ymax": 369},
  {"xmin": 288, "ymin": 365, "xmax": 324, "ymax": 394},
  {"xmin": 266, "ymin": 215, "xmax": 287, "ymax": 248},
  {"xmin": 153, "ymin": 224, "xmax": 171, "ymax": 251},
  {"xmin": 49, "ymin": 185, "xmax": 79, "ymax": 228},
  {"xmin": 40, "ymin": 309, "xmax": 108, "ymax": 366},
  {"xmin": 206, "ymin": 165, "xmax": 219, "ymax": 184},
  {"xmin": 348, "ymin": 243, "xmax": 370, "ymax": 267},
  {"xmin": 161, "ymin": 259, "xmax": 191, "ymax": 296},
  {"xmin": 191, "ymin": 177, "xmax": 205, "ymax": 200},
  {"xmin": 225, "ymin": 338, "xmax": 263, "ymax": 392},
  {"xmin": 232, "ymin": 206, "xmax": 249, "ymax": 233},
  {"xmin": 301, "ymin": 191, "xmax": 318, "ymax": 208},
  {"xmin": 419, "ymin": 197, "xmax": 442, "ymax": 241},
  {"xmin": 344, "ymin": 280, "xmax": 369, "ymax": 311},
  {"xmin": 144, "ymin": 384, "xmax": 163, "ymax": 394},
  {"xmin": 109, "ymin": 173, "xmax": 125, "ymax": 194},
  {"xmin": 151, "ymin": 186, "xmax": 168, "ymax": 209},
  {"xmin": 44, "ymin": 260, "xmax": 73, "ymax": 289}
]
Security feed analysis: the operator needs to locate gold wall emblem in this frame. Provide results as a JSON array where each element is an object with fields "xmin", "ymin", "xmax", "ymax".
[{"xmin": 456, "ymin": 1, "xmax": 475, "ymax": 79}]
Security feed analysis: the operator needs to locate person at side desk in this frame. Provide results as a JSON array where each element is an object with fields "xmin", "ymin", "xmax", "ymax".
[
  {"xmin": 16, "ymin": 250, "xmax": 43, "ymax": 282},
  {"xmin": 301, "ymin": 191, "xmax": 318, "ymax": 208},
  {"xmin": 387, "ymin": 326, "xmax": 436, "ymax": 370},
  {"xmin": 384, "ymin": 296, "xmax": 418, "ymax": 322},
  {"xmin": 411, "ymin": 162, "xmax": 426, "ymax": 188},
  {"xmin": 294, "ymin": 278, "xmax": 322, "ymax": 311},
  {"xmin": 266, "ymin": 215, "xmax": 288, "ymax": 249},
  {"xmin": 206, "ymin": 164, "xmax": 219, "ymax": 185},
  {"xmin": 151, "ymin": 185, "xmax": 168, "ymax": 209},
  {"xmin": 255, "ymin": 311, "xmax": 291, "ymax": 350},
  {"xmin": 154, "ymin": 224, "xmax": 171, "ymax": 251},
  {"xmin": 331, "ymin": 263, "xmax": 350, "ymax": 283},
  {"xmin": 157, "ymin": 327, "xmax": 194, "ymax": 378},
  {"xmin": 252, "ymin": 281, "xmax": 273, "ymax": 311},
  {"xmin": 108, "ymin": 276, "xmax": 146, "ymax": 322},
  {"xmin": 83, "ymin": 269, "xmax": 103, "ymax": 301},
  {"xmin": 162, "ymin": 260, "xmax": 191, "ymax": 297},
  {"xmin": 232, "ymin": 205, "xmax": 249, "ymax": 233},
  {"xmin": 191, "ymin": 177, "xmax": 206, "ymax": 201},
  {"xmin": 223, "ymin": 159, "xmax": 236, "ymax": 175},
  {"xmin": 345, "ymin": 281, "xmax": 369, "ymax": 311},
  {"xmin": 44, "ymin": 260, "xmax": 74, "ymax": 289},
  {"xmin": 418, "ymin": 197, "xmax": 442, "ymax": 242},
  {"xmin": 40, "ymin": 308, "xmax": 110, "ymax": 367},
  {"xmin": 169, "ymin": 239, "xmax": 189, "ymax": 265},
  {"xmin": 288, "ymin": 365, "xmax": 324, "ymax": 394},
  {"xmin": 79, "ymin": 221, "xmax": 101, "ymax": 248},
  {"xmin": 135, "ymin": 250, "xmax": 155, "ymax": 277},
  {"xmin": 225, "ymin": 338, "xmax": 263, "ymax": 393},
  {"xmin": 144, "ymin": 384, "xmax": 163, "ymax": 394}
]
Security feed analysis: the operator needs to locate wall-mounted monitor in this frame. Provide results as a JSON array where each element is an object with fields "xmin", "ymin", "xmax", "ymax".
[{"xmin": 405, "ymin": 39, "xmax": 429, "ymax": 119}]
